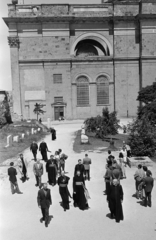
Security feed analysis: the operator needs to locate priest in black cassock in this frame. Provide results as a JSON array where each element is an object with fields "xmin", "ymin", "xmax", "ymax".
[
  {"xmin": 73, "ymin": 170, "xmax": 89, "ymax": 210},
  {"xmin": 58, "ymin": 171, "xmax": 71, "ymax": 211},
  {"xmin": 74, "ymin": 159, "xmax": 85, "ymax": 177},
  {"xmin": 46, "ymin": 156, "xmax": 57, "ymax": 186},
  {"xmin": 39, "ymin": 141, "xmax": 50, "ymax": 162},
  {"xmin": 107, "ymin": 179, "xmax": 124, "ymax": 223}
]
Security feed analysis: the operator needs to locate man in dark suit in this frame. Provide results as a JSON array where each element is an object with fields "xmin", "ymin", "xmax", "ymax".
[
  {"xmin": 8, "ymin": 162, "xmax": 22, "ymax": 194},
  {"xmin": 143, "ymin": 170, "xmax": 154, "ymax": 207},
  {"xmin": 37, "ymin": 183, "xmax": 52, "ymax": 227},
  {"xmin": 30, "ymin": 141, "xmax": 38, "ymax": 161},
  {"xmin": 74, "ymin": 159, "xmax": 85, "ymax": 177},
  {"xmin": 39, "ymin": 141, "xmax": 50, "ymax": 162},
  {"xmin": 83, "ymin": 154, "xmax": 91, "ymax": 180},
  {"xmin": 33, "ymin": 159, "xmax": 43, "ymax": 188}
]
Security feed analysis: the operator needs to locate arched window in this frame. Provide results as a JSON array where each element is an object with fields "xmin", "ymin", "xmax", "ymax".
[
  {"xmin": 77, "ymin": 76, "xmax": 89, "ymax": 106},
  {"xmin": 97, "ymin": 76, "xmax": 109, "ymax": 105}
]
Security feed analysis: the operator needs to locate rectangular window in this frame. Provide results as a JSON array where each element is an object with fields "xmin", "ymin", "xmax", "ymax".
[
  {"xmin": 54, "ymin": 97, "xmax": 63, "ymax": 103},
  {"xmin": 97, "ymin": 83, "xmax": 109, "ymax": 105},
  {"xmin": 53, "ymin": 74, "xmax": 62, "ymax": 84},
  {"xmin": 77, "ymin": 83, "xmax": 89, "ymax": 106}
]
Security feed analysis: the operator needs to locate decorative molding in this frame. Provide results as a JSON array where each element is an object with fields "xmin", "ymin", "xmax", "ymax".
[{"xmin": 8, "ymin": 37, "xmax": 20, "ymax": 48}]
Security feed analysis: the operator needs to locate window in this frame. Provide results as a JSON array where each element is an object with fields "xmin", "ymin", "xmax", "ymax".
[
  {"xmin": 53, "ymin": 74, "xmax": 62, "ymax": 84},
  {"xmin": 97, "ymin": 76, "xmax": 109, "ymax": 105},
  {"xmin": 77, "ymin": 76, "xmax": 89, "ymax": 106},
  {"xmin": 54, "ymin": 97, "xmax": 63, "ymax": 103}
]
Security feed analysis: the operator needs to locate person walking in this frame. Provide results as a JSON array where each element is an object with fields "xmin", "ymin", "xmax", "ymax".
[
  {"xmin": 104, "ymin": 160, "xmax": 113, "ymax": 195},
  {"xmin": 60, "ymin": 153, "xmax": 68, "ymax": 172},
  {"xmin": 50, "ymin": 128, "xmax": 56, "ymax": 141},
  {"xmin": 107, "ymin": 179, "xmax": 124, "ymax": 223},
  {"xmin": 120, "ymin": 145, "xmax": 127, "ymax": 167},
  {"xmin": 134, "ymin": 164, "xmax": 145, "ymax": 199},
  {"xmin": 119, "ymin": 152, "xmax": 126, "ymax": 179},
  {"xmin": 37, "ymin": 183, "xmax": 52, "ymax": 227},
  {"xmin": 58, "ymin": 171, "xmax": 71, "ymax": 211},
  {"xmin": 39, "ymin": 141, "xmax": 50, "ymax": 162},
  {"xmin": 74, "ymin": 159, "xmax": 85, "ymax": 177},
  {"xmin": 73, "ymin": 170, "xmax": 89, "ymax": 210},
  {"xmin": 33, "ymin": 159, "xmax": 44, "ymax": 188},
  {"xmin": 30, "ymin": 141, "xmax": 38, "ymax": 161},
  {"xmin": 46, "ymin": 156, "xmax": 57, "ymax": 186},
  {"xmin": 8, "ymin": 162, "xmax": 22, "ymax": 194},
  {"xmin": 17, "ymin": 154, "xmax": 29, "ymax": 182},
  {"xmin": 83, "ymin": 154, "xmax": 91, "ymax": 181},
  {"xmin": 143, "ymin": 170, "xmax": 154, "ymax": 207}
]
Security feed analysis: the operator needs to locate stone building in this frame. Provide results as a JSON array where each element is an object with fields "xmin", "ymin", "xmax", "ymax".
[{"xmin": 3, "ymin": 0, "xmax": 156, "ymax": 121}]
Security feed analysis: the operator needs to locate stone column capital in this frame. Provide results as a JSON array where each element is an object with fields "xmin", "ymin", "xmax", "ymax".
[{"xmin": 8, "ymin": 37, "xmax": 20, "ymax": 48}]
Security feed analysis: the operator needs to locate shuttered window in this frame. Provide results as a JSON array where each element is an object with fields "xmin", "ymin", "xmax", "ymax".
[
  {"xmin": 97, "ymin": 76, "xmax": 109, "ymax": 105},
  {"xmin": 54, "ymin": 97, "xmax": 63, "ymax": 103},
  {"xmin": 77, "ymin": 76, "xmax": 89, "ymax": 106},
  {"xmin": 53, "ymin": 74, "xmax": 62, "ymax": 83}
]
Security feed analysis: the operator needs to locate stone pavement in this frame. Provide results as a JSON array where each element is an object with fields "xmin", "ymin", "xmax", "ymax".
[{"xmin": 0, "ymin": 121, "xmax": 156, "ymax": 240}]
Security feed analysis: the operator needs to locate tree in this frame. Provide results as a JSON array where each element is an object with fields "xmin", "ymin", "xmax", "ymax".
[
  {"xmin": 84, "ymin": 107, "xmax": 120, "ymax": 139},
  {"xmin": 128, "ymin": 82, "xmax": 156, "ymax": 157},
  {"xmin": 137, "ymin": 82, "xmax": 156, "ymax": 125},
  {"xmin": 128, "ymin": 118, "xmax": 156, "ymax": 157},
  {"xmin": 33, "ymin": 103, "xmax": 46, "ymax": 121}
]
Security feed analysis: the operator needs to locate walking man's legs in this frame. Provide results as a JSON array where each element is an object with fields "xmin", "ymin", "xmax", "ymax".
[
  {"xmin": 35, "ymin": 175, "xmax": 39, "ymax": 186},
  {"xmin": 10, "ymin": 182, "xmax": 15, "ymax": 194},
  {"xmin": 33, "ymin": 151, "xmax": 37, "ymax": 161},
  {"xmin": 44, "ymin": 208, "xmax": 49, "ymax": 227}
]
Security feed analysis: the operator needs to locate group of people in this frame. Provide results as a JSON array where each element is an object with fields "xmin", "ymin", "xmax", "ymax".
[
  {"xmin": 7, "ymin": 138, "xmax": 154, "ymax": 228},
  {"xmin": 8, "ymin": 142, "xmax": 92, "ymax": 228},
  {"xmin": 134, "ymin": 164, "xmax": 154, "ymax": 207}
]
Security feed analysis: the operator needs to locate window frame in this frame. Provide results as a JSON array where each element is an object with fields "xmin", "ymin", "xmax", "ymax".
[
  {"xmin": 96, "ymin": 75, "xmax": 109, "ymax": 105},
  {"xmin": 76, "ymin": 76, "xmax": 90, "ymax": 107}
]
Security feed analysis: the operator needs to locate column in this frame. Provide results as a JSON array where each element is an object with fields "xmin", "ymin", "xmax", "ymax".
[{"xmin": 8, "ymin": 36, "xmax": 22, "ymax": 120}]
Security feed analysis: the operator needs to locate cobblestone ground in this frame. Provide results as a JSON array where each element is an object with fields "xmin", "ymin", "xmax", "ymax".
[{"xmin": 0, "ymin": 121, "xmax": 156, "ymax": 240}]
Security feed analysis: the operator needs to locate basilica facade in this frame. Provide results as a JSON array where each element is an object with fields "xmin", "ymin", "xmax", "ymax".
[{"xmin": 4, "ymin": 1, "xmax": 156, "ymax": 120}]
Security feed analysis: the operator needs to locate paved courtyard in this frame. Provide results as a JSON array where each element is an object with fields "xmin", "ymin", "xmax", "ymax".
[{"xmin": 0, "ymin": 121, "xmax": 156, "ymax": 240}]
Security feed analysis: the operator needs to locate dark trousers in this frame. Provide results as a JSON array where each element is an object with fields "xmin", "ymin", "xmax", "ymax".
[
  {"xmin": 35, "ymin": 175, "xmax": 41, "ymax": 187},
  {"xmin": 41, "ymin": 151, "xmax": 48, "ymax": 161},
  {"xmin": 84, "ymin": 169, "xmax": 90, "ymax": 180},
  {"xmin": 60, "ymin": 163, "xmax": 65, "ymax": 172},
  {"xmin": 32, "ymin": 151, "xmax": 37, "ymax": 160},
  {"xmin": 41, "ymin": 207, "xmax": 49, "ymax": 224},
  {"xmin": 144, "ymin": 191, "xmax": 152, "ymax": 206}
]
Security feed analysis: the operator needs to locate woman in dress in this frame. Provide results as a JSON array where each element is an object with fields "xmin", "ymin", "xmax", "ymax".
[
  {"xmin": 58, "ymin": 171, "xmax": 71, "ymax": 211},
  {"xmin": 73, "ymin": 170, "xmax": 89, "ymax": 210},
  {"xmin": 107, "ymin": 179, "xmax": 124, "ymax": 223}
]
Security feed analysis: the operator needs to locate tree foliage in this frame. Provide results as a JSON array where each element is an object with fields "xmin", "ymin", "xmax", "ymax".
[
  {"xmin": 137, "ymin": 82, "xmax": 156, "ymax": 125},
  {"xmin": 84, "ymin": 107, "xmax": 120, "ymax": 139},
  {"xmin": 33, "ymin": 103, "xmax": 46, "ymax": 120},
  {"xmin": 0, "ymin": 93, "xmax": 12, "ymax": 128},
  {"xmin": 128, "ymin": 118, "xmax": 156, "ymax": 157},
  {"xmin": 128, "ymin": 82, "xmax": 156, "ymax": 157}
]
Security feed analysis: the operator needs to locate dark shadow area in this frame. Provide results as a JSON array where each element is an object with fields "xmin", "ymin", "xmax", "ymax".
[{"xmin": 106, "ymin": 213, "xmax": 113, "ymax": 219}]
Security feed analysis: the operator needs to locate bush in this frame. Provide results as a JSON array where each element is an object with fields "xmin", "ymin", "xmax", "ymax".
[
  {"xmin": 128, "ymin": 118, "xmax": 156, "ymax": 157},
  {"xmin": 84, "ymin": 107, "xmax": 120, "ymax": 139}
]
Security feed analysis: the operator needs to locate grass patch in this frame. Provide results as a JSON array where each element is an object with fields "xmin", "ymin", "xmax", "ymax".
[
  {"xmin": 73, "ymin": 130, "xmax": 129, "ymax": 153},
  {"xmin": 0, "ymin": 122, "xmax": 48, "ymax": 164}
]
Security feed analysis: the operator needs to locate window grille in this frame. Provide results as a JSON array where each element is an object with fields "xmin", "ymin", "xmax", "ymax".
[
  {"xmin": 97, "ymin": 76, "xmax": 109, "ymax": 105},
  {"xmin": 77, "ymin": 76, "xmax": 89, "ymax": 106},
  {"xmin": 53, "ymin": 74, "xmax": 62, "ymax": 83}
]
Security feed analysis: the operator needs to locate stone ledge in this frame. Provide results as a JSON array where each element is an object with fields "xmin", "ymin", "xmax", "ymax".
[{"xmin": 130, "ymin": 156, "xmax": 153, "ymax": 167}]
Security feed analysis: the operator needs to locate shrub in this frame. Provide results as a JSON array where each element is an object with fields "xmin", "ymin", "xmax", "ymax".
[{"xmin": 84, "ymin": 107, "xmax": 120, "ymax": 139}]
